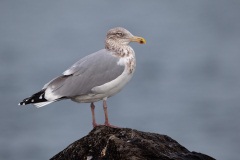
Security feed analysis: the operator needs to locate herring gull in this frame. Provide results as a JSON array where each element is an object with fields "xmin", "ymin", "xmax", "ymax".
[{"xmin": 19, "ymin": 27, "xmax": 146, "ymax": 127}]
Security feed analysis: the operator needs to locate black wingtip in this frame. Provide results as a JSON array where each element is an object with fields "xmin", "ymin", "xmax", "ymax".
[{"xmin": 19, "ymin": 89, "xmax": 48, "ymax": 106}]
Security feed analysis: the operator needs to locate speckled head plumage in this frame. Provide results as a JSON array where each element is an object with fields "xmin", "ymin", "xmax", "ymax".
[
  {"xmin": 105, "ymin": 27, "xmax": 146, "ymax": 51},
  {"xmin": 106, "ymin": 27, "xmax": 133, "ymax": 45}
]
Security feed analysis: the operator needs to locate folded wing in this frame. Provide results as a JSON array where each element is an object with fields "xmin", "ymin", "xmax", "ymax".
[{"xmin": 44, "ymin": 49, "xmax": 125, "ymax": 100}]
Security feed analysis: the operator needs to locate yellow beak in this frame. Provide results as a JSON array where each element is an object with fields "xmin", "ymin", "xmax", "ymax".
[{"xmin": 130, "ymin": 36, "xmax": 146, "ymax": 44}]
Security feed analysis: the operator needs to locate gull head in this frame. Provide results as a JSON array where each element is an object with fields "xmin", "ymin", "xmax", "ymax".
[{"xmin": 106, "ymin": 27, "xmax": 146, "ymax": 47}]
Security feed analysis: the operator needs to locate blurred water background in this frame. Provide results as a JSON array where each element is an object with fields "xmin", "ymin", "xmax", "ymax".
[{"xmin": 1, "ymin": 1, "xmax": 240, "ymax": 160}]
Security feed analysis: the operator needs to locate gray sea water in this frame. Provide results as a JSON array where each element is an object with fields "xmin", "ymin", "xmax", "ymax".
[{"xmin": 1, "ymin": 1, "xmax": 240, "ymax": 160}]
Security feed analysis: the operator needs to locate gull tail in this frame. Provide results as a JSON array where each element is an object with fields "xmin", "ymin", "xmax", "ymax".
[{"xmin": 18, "ymin": 89, "xmax": 54, "ymax": 108}]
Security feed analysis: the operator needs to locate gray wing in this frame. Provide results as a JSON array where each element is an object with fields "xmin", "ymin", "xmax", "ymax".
[{"xmin": 45, "ymin": 49, "xmax": 125, "ymax": 98}]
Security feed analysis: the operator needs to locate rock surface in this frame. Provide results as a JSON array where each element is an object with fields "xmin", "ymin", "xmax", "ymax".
[{"xmin": 50, "ymin": 126, "xmax": 215, "ymax": 160}]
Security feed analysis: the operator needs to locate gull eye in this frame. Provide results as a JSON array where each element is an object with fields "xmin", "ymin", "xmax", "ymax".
[{"xmin": 116, "ymin": 32, "xmax": 123, "ymax": 37}]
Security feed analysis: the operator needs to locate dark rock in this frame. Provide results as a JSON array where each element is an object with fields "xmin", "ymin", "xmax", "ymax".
[{"xmin": 50, "ymin": 126, "xmax": 215, "ymax": 160}]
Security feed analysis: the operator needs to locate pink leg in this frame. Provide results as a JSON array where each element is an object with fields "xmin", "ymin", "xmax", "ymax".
[
  {"xmin": 90, "ymin": 103, "xmax": 99, "ymax": 128},
  {"xmin": 103, "ymin": 100, "xmax": 118, "ymax": 128}
]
